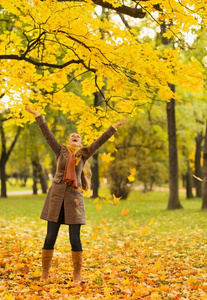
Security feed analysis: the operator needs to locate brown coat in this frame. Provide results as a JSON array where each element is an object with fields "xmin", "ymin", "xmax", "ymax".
[{"xmin": 36, "ymin": 115, "xmax": 116, "ymax": 225}]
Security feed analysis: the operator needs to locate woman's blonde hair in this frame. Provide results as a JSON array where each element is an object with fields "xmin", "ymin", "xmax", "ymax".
[{"xmin": 81, "ymin": 160, "xmax": 92, "ymax": 191}]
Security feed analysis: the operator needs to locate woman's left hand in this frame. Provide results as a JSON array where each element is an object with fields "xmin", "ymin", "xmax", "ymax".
[{"xmin": 112, "ymin": 119, "xmax": 127, "ymax": 130}]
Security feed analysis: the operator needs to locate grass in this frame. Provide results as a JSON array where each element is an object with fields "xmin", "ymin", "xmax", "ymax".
[
  {"xmin": 1, "ymin": 187, "xmax": 206, "ymax": 233},
  {"xmin": 6, "ymin": 178, "xmax": 52, "ymax": 193}
]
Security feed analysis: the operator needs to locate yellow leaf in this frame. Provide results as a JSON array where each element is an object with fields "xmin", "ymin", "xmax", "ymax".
[
  {"xmin": 127, "ymin": 174, "xmax": 135, "ymax": 182},
  {"xmin": 90, "ymin": 233, "xmax": 99, "ymax": 240},
  {"xmin": 96, "ymin": 203, "xmax": 102, "ymax": 211},
  {"xmin": 123, "ymin": 278, "xmax": 130, "ymax": 285},
  {"xmin": 4, "ymin": 295, "xmax": 14, "ymax": 300},
  {"xmin": 120, "ymin": 208, "xmax": 130, "ymax": 216},
  {"xmin": 128, "ymin": 168, "xmax": 136, "ymax": 182},
  {"xmin": 93, "ymin": 197, "xmax": 100, "ymax": 204},
  {"xmin": 75, "ymin": 208, "xmax": 81, "ymax": 215},
  {"xmin": 50, "ymin": 288, "xmax": 58, "ymax": 294},
  {"xmin": 101, "ymin": 218, "xmax": 107, "ymax": 226},
  {"xmin": 113, "ymin": 194, "xmax": 122, "ymax": 205},
  {"xmin": 130, "ymin": 168, "xmax": 136, "ymax": 176},
  {"xmin": 140, "ymin": 226, "xmax": 149, "ymax": 234},
  {"xmin": 99, "ymin": 152, "xmax": 115, "ymax": 163},
  {"xmin": 151, "ymin": 292, "xmax": 162, "ymax": 299},
  {"xmin": 160, "ymin": 275, "xmax": 166, "ymax": 281},
  {"xmin": 132, "ymin": 222, "xmax": 137, "ymax": 229},
  {"xmin": 83, "ymin": 189, "xmax": 92, "ymax": 198}
]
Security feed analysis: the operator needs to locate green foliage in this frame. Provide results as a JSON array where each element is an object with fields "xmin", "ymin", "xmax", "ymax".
[{"xmin": 100, "ymin": 104, "xmax": 169, "ymax": 197}]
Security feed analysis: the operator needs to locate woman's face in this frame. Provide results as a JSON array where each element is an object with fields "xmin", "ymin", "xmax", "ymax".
[{"xmin": 67, "ymin": 133, "xmax": 82, "ymax": 148}]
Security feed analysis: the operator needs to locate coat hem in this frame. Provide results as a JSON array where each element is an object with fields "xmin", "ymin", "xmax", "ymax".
[{"xmin": 40, "ymin": 216, "xmax": 86, "ymax": 225}]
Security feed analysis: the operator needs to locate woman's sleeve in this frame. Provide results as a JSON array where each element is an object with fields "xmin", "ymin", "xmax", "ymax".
[
  {"xmin": 35, "ymin": 115, "xmax": 61, "ymax": 156},
  {"xmin": 83, "ymin": 126, "xmax": 116, "ymax": 159}
]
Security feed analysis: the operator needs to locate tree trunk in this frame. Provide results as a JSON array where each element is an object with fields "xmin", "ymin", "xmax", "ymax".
[
  {"xmin": 160, "ymin": 23, "xmax": 182, "ymax": 209},
  {"xmin": 166, "ymin": 91, "xmax": 183, "ymax": 209},
  {"xmin": 32, "ymin": 157, "xmax": 48, "ymax": 194},
  {"xmin": 37, "ymin": 161, "xmax": 48, "ymax": 193},
  {"xmin": 91, "ymin": 152, "xmax": 99, "ymax": 198},
  {"xmin": 201, "ymin": 123, "xmax": 207, "ymax": 209},
  {"xmin": 39, "ymin": 168, "xmax": 48, "ymax": 193},
  {"xmin": 0, "ymin": 160, "xmax": 7, "ymax": 197},
  {"xmin": 32, "ymin": 160, "xmax": 38, "ymax": 195},
  {"xmin": 51, "ymin": 158, "xmax": 57, "ymax": 177},
  {"xmin": 91, "ymin": 91, "xmax": 103, "ymax": 198},
  {"xmin": 0, "ymin": 118, "xmax": 21, "ymax": 198},
  {"xmin": 186, "ymin": 158, "xmax": 194, "ymax": 199},
  {"xmin": 195, "ymin": 132, "xmax": 203, "ymax": 197}
]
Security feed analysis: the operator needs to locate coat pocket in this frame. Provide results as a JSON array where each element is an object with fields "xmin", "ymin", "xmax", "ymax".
[{"xmin": 52, "ymin": 172, "xmax": 63, "ymax": 183}]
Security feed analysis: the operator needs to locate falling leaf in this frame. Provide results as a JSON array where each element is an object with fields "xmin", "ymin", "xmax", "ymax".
[
  {"xmin": 128, "ymin": 168, "xmax": 136, "ymax": 182},
  {"xmin": 93, "ymin": 197, "xmax": 100, "ymax": 204},
  {"xmin": 113, "ymin": 194, "xmax": 122, "ymax": 205},
  {"xmin": 130, "ymin": 168, "xmax": 136, "ymax": 176},
  {"xmin": 96, "ymin": 203, "xmax": 102, "ymax": 211},
  {"xmin": 75, "ymin": 208, "xmax": 81, "ymax": 215},
  {"xmin": 192, "ymin": 175, "xmax": 207, "ymax": 182},
  {"xmin": 74, "ymin": 198, "xmax": 80, "ymax": 206},
  {"xmin": 83, "ymin": 189, "xmax": 92, "ymax": 197},
  {"xmin": 101, "ymin": 218, "xmax": 107, "ymax": 226},
  {"xmin": 127, "ymin": 174, "xmax": 135, "ymax": 182},
  {"xmin": 99, "ymin": 152, "xmax": 115, "ymax": 163},
  {"xmin": 120, "ymin": 208, "xmax": 130, "ymax": 216},
  {"xmin": 75, "ymin": 157, "xmax": 81, "ymax": 165},
  {"xmin": 78, "ymin": 186, "xmax": 84, "ymax": 193}
]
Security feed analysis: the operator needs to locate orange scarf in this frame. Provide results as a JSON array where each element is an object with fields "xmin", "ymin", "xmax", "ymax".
[{"xmin": 63, "ymin": 146, "xmax": 81, "ymax": 189}]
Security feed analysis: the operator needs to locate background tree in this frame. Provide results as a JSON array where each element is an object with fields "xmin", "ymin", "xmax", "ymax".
[
  {"xmin": 202, "ymin": 122, "xmax": 207, "ymax": 210},
  {"xmin": 0, "ymin": 111, "xmax": 21, "ymax": 197},
  {"xmin": 99, "ymin": 104, "xmax": 168, "ymax": 198}
]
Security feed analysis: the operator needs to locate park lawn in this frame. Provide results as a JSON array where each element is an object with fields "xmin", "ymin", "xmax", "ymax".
[
  {"xmin": 0, "ymin": 189, "xmax": 207, "ymax": 299},
  {"xmin": 6, "ymin": 178, "xmax": 52, "ymax": 193}
]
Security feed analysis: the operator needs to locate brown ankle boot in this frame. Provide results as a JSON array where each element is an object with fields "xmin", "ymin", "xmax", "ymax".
[
  {"xmin": 40, "ymin": 249, "xmax": 54, "ymax": 281},
  {"xmin": 72, "ymin": 251, "xmax": 83, "ymax": 283}
]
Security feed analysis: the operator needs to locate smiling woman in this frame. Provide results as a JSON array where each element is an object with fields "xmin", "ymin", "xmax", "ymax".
[
  {"xmin": 67, "ymin": 133, "xmax": 82, "ymax": 148},
  {"xmin": 25, "ymin": 105, "xmax": 126, "ymax": 284}
]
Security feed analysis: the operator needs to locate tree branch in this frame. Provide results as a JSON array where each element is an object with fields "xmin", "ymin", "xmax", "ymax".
[
  {"xmin": 58, "ymin": 0, "xmax": 146, "ymax": 18},
  {"xmin": 0, "ymin": 54, "xmax": 96, "ymax": 71},
  {"xmin": 115, "ymin": 144, "xmax": 161, "ymax": 150}
]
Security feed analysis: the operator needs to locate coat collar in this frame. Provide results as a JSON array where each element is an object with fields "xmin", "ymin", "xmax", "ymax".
[{"xmin": 61, "ymin": 145, "xmax": 82, "ymax": 160}]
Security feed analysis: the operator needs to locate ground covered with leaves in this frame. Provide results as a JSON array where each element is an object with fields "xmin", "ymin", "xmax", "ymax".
[{"xmin": 1, "ymin": 192, "xmax": 207, "ymax": 299}]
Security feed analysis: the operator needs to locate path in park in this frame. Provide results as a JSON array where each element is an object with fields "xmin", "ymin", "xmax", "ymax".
[
  {"xmin": 7, "ymin": 185, "xmax": 187, "ymax": 195},
  {"xmin": 7, "ymin": 190, "xmax": 42, "ymax": 196}
]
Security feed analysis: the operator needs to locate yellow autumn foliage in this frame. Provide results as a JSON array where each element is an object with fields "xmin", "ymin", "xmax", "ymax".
[{"xmin": 0, "ymin": 0, "xmax": 205, "ymax": 136}]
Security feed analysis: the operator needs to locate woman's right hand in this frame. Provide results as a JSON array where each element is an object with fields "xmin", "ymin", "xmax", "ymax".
[{"xmin": 25, "ymin": 106, "xmax": 40, "ymax": 117}]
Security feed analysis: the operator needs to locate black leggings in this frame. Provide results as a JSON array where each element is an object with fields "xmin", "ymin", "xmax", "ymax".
[
  {"xmin": 43, "ymin": 203, "xmax": 82, "ymax": 251},
  {"xmin": 43, "ymin": 222, "xmax": 82, "ymax": 251}
]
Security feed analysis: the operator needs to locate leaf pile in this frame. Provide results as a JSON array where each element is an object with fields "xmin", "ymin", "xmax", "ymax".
[{"xmin": 1, "ymin": 215, "xmax": 207, "ymax": 299}]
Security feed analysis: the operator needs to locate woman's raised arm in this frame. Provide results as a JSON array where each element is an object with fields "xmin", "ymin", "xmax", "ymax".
[
  {"xmin": 26, "ymin": 106, "xmax": 61, "ymax": 156},
  {"xmin": 25, "ymin": 106, "xmax": 40, "ymax": 117},
  {"xmin": 83, "ymin": 118, "xmax": 127, "ymax": 159},
  {"xmin": 112, "ymin": 119, "xmax": 127, "ymax": 130}
]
